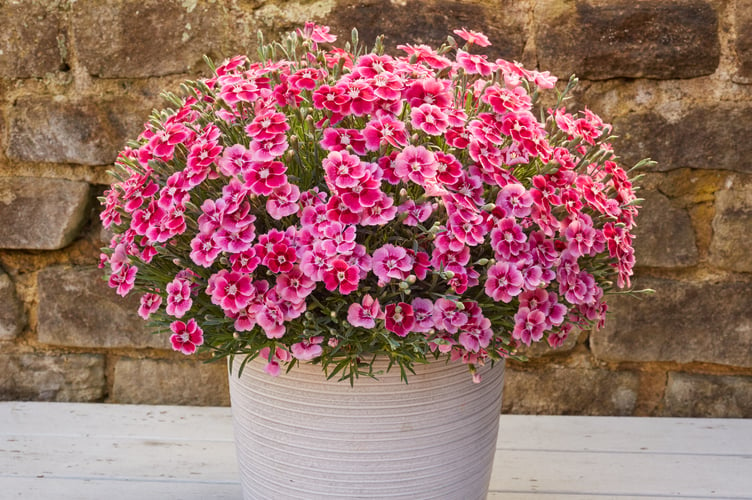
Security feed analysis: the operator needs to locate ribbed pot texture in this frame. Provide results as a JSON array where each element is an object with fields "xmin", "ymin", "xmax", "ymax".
[{"xmin": 228, "ymin": 357, "xmax": 505, "ymax": 500}]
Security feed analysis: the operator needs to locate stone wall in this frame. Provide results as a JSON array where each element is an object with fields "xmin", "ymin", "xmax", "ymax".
[{"xmin": 1, "ymin": 0, "xmax": 750, "ymax": 416}]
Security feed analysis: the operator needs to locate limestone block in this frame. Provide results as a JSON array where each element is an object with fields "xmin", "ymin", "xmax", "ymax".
[
  {"xmin": 734, "ymin": 0, "xmax": 752, "ymax": 83},
  {"xmin": 322, "ymin": 0, "xmax": 530, "ymax": 62},
  {"xmin": 592, "ymin": 277, "xmax": 752, "ymax": 367},
  {"xmin": 71, "ymin": 0, "xmax": 229, "ymax": 78},
  {"xmin": 0, "ymin": 177, "xmax": 89, "ymax": 250},
  {"xmin": 632, "ymin": 190, "xmax": 698, "ymax": 268},
  {"xmin": 612, "ymin": 107, "xmax": 752, "ymax": 173},
  {"xmin": 503, "ymin": 365, "xmax": 639, "ymax": 415},
  {"xmin": 112, "ymin": 357, "xmax": 230, "ymax": 405},
  {"xmin": 662, "ymin": 373, "xmax": 752, "ymax": 418},
  {"xmin": 7, "ymin": 97, "xmax": 147, "ymax": 166},
  {"xmin": 0, "ymin": 271, "xmax": 24, "ymax": 340},
  {"xmin": 536, "ymin": 0, "xmax": 720, "ymax": 80},
  {"xmin": 37, "ymin": 266, "xmax": 169, "ymax": 350},
  {"xmin": 0, "ymin": 353, "xmax": 105, "ymax": 402},
  {"xmin": 710, "ymin": 180, "xmax": 752, "ymax": 272},
  {"xmin": 0, "ymin": 1, "xmax": 65, "ymax": 78}
]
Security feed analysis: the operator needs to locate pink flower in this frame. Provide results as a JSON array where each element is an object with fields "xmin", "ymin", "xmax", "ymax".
[
  {"xmin": 490, "ymin": 217, "xmax": 527, "ymax": 261},
  {"xmin": 410, "ymin": 103, "xmax": 449, "ymax": 136},
  {"xmin": 190, "ymin": 232, "xmax": 221, "ymax": 267},
  {"xmin": 276, "ymin": 266, "xmax": 315, "ymax": 303},
  {"xmin": 291, "ymin": 336, "xmax": 324, "ymax": 361},
  {"xmin": 347, "ymin": 294, "xmax": 383, "ymax": 328},
  {"xmin": 229, "ymin": 249, "xmax": 261, "ymax": 274},
  {"xmin": 484, "ymin": 262, "xmax": 524, "ymax": 303},
  {"xmin": 496, "ymin": 183, "xmax": 534, "ymax": 218},
  {"xmin": 169, "ymin": 318, "xmax": 204, "ymax": 355},
  {"xmin": 456, "ymin": 50, "xmax": 493, "ymax": 76},
  {"xmin": 372, "ymin": 244, "xmax": 413, "ymax": 283},
  {"xmin": 244, "ymin": 160, "xmax": 287, "ymax": 196},
  {"xmin": 363, "ymin": 115, "xmax": 408, "ymax": 151},
  {"xmin": 208, "ymin": 270, "xmax": 254, "ymax": 313},
  {"xmin": 394, "ymin": 145, "xmax": 437, "ymax": 186},
  {"xmin": 323, "ymin": 150, "xmax": 366, "ymax": 189},
  {"xmin": 513, "ymin": 307, "xmax": 547, "ymax": 345},
  {"xmin": 410, "ymin": 297, "xmax": 435, "ymax": 332},
  {"xmin": 319, "ymin": 128, "xmax": 367, "ymax": 155},
  {"xmin": 322, "ymin": 259, "xmax": 359, "ymax": 295},
  {"xmin": 267, "ymin": 183, "xmax": 300, "ymax": 220},
  {"xmin": 165, "ymin": 277, "xmax": 193, "ymax": 318},
  {"xmin": 384, "ymin": 303, "xmax": 415, "ymax": 337},
  {"xmin": 138, "ymin": 292, "xmax": 162, "ymax": 320},
  {"xmin": 360, "ymin": 192, "xmax": 397, "ymax": 226},
  {"xmin": 108, "ymin": 264, "xmax": 137, "ymax": 297},
  {"xmin": 217, "ymin": 144, "xmax": 253, "ymax": 176},
  {"xmin": 453, "ymin": 28, "xmax": 491, "ymax": 47},
  {"xmin": 433, "ymin": 298, "xmax": 469, "ymax": 334}
]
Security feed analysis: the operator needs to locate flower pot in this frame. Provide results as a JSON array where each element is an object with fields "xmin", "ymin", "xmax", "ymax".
[{"xmin": 228, "ymin": 357, "xmax": 504, "ymax": 499}]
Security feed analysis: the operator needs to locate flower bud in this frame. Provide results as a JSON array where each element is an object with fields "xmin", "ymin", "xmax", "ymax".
[
  {"xmin": 406, "ymin": 275, "xmax": 417, "ymax": 284},
  {"xmin": 330, "ymin": 310, "xmax": 337, "ymax": 319},
  {"xmin": 481, "ymin": 203, "xmax": 495, "ymax": 212},
  {"xmin": 399, "ymin": 281, "xmax": 409, "ymax": 290},
  {"xmin": 443, "ymin": 270, "xmax": 455, "ymax": 279},
  {"xmin": 476, "ymin": 258, "xmax": 489, "ymax": 266},
  {"xmin": 455, "ymin": 301, "xmax": 465, "ymax": 311}
]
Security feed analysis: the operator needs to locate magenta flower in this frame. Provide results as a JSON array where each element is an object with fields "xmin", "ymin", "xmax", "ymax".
[
  {"xmin": 276, "ymin": 266, "xmax": 315, "ymax": 303},
  {"xmin": 208, "ymin": 270, "xmax": 254, "ymax": 313},
  {"xmin": 513, "ymin": 307, "xmax": 547, "ymax": 345},
  {"xmin": 384, "ymin": 303, "xmax": 415, "ymax": 337},
  {"xmin": 372, "ymin": 244, "xmax": 413, "ymax": 283},
  {"xmin": 229, "ymin": 248, "xmax": 261, "ymax": 274},
  {"xmin": 320, "ymin": 128, "xmax": 367, "ymax": 155},
  {"xmin": 165, "ymin": 277, "xmax": 193, "ymax": 318},
  {"xmin": 108, "ymin": 264, "xmax": 137, "ymax": 297},
  {"xmin": 347, "ymin": 294, "xmax": 382, "ymax": 328},
  {"xmin": 361, "ymin": 193, "xmax": 397, "ymax": 226},
  {"xmin": 411, "ymin": 297, "xmax": 435, "ymax": 333},
  {"xmin": 433, "ymin": 298, "xmax": 469, "ymax": 334},
  {"xmin": 291, "ymin": 336, "xmax": 324, "ymax": 361},
  {"xmin": 190, "ymin": 232, "xmax": 221, "ymax": 267},
  {"xmin": 138, "ymin": 292, "xmax": 162, "ymax": 320},
  {"xmin": 363, "ymin": 115, "xmax": 408, "ymax": 151},
  {"xmin": 496, "ymin": 183, "xmax": 534, "ymax": 218},
  {"xmin": 411, "ymin": 104, "xmax": 449, "ymax": 136},
  {"xmin": 169, "ymin": 318, "xmax": 204, "ymax": 355},
  {"xmin": 453, "ymin": 28, "xmax": 491, "ymax": 47},
  {"xmin": 322, "ymin": 259, "xmax": 359, "ymax": 295},
  {"xmin": 323, "ymin": 150, "xmax": 366, "ymax": 189},
  {"xmin": 484, "ymin": 262, "xmax": 524, "ymax": 303},
  {"xmin": 490, "ymin": 217, "xmax": 527, "ymax": 260},
  {"xmin": 394, "ymin": 145, "xmax": 437, "ymax": 186},
  {"xmin": 217, "ymin": 144, "xmax": 253, "ymax": 176},
  {"xmin": 244, "ymin": 160, "xmax": 287, "ymax": 196}
]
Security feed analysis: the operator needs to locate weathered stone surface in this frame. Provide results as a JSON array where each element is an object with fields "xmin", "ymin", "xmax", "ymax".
[
  {"xmin": 0, "ymin": 177, "xmax": 89, "ymax": 250},
  {"xmin": 72, "ymin": 0, "xmax": 229, "ymax": 78},
  {"xmin": 536, "ymin": 0, "xmax": 720, "ymax": 80},
  {"xmin": 322, "ymin": 0, "xmax": 530, "ymax": 61},
  {"xmin": 503, "ymin": 365, "xmax": 639, "ymax": 415},
  {"xmin": 0, "ymin": 1, "xmax": 65, "ymax": 78},
  {"xmin": 592, "ymin": 277, "xmax": 752, "ymax": 367},
  {"xmin": 632, "ymin": 190, "xmax": 698, "ymax": 268},
  {"xmin": 0, "ymin": 353, "xmax": 105, "ymax": 401},
  {"xmin": 7, "ymin": 96, "xmax": 147, "ymax": 166},
  {"xmin": 612, "ymin": 106, "xmax": 752, "ymax": 173},
  {"xmin": 0, "ymin": 271, "xmax": 24, "ymax": 340},
  {"xmin": 37, "ymin": 266, "xmax": 169, "ymax": 350},
  {"xmin": 734, "ymin": 0, "xmax": 752, "ymax": 83},
  {"xmin": 710, "ymin": 179, "xmax": 752, "ymax": 272},
  {"xmin": 112, "ymin": 357, "xmax": 230, "ymax": 405},
  {"xmin": 662, "ymin": 372, "xmax": 752, "ymax": 418}
]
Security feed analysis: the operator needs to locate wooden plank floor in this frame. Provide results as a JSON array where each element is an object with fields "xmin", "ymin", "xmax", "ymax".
[{"xmin": 1, "ymin": 402, "xmax": 751, "ymax": 499}]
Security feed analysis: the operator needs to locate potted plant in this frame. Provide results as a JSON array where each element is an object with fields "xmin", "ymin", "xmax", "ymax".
[{"xmin": 100, "ymin": 23, "xmax": 646, "ymax": 499}]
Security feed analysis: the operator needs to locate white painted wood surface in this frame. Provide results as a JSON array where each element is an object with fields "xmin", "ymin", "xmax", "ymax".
[{"xmin": 1, "ymin": 402, "xmax": 751, "ymax": 499}]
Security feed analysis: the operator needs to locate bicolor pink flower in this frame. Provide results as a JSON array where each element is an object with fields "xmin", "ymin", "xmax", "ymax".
[
  {"xmin": 166, "ymin": 277, "xmax": 193, "ymax": 318},
  {"xmin": 347, "ymin": 294, "xmax": 382, "ymax": 328},
  {"xmin": 138, "ymin": 292, "xmax": 162, "ymax": 320},
  {"xmin": 384, "ymin": 302, "xmax": 415, "ymax": 337},
  {"xmin": 496, "ymin": 183, "xmax": 534, "ymax": 218},
  {"xmin": 394, "ymin": 145, "xmax": 437, "ymax": 186},
  {"xmin": 490, "ymin": 217, "xmax": 527, "ymax": 261},
  {"xmin": 249, "ymin": 134, "xmax": 288, "ymax": 162},
  {"xmin": 218, "ymin": 144, "xmax": 253, "ymax": 176},
  {"xmin": 360, "ymin": 192, "xmax": 397, "ymax": 226},
  {"xmin": 323, "ymin": 150, "xmax": 366, "ymax": 189},
  {"xmin": 363, "ymin": 115, "xmax": 408, "ymax": 150},
  {"xmin": 169, "ymin": 318, "xmax": 204, "ymax": 355},
  {"xmin": 108, "ymin": 264, "xmax": 137, "ymax": 297},
  {"xmin": 320, "ymin": 128, "xmax": 367, "ymax": 155},
  {"xmin": 276, "ymin": 266, "xmax": 315, "ymax": 303},
  {"xmin": 322, "ymin": 259, "xmax": 359, "ymax": 295},
  {"xmin": 372, "ymin": 244, "xmax": 413, "ymax": 283},
  {"xmin": 208, "ymin": 270, "xmax": 254, "ymax": 313},
  {"xmin": 410, "ymin": 298, "xmax": 434, "ymax": 333},
  {"xmin": 244, "ymin": 160, "xmax": 287, "ymax": 196},
  {"xmin": 190, "ymin": 232, "xmax": 221, "ymax": 267},
  {"xmin": 456, "ymin": 50, "xmax": 493, "ymax": 76},
  {"xmin": 453, "ymin": 28, "xmax": 491, "ymax": 47},
  {"xmin": 291, "ymin": 336, "xmax": 324, "ymax": 361},
  {"xmin": 229, "ymin": 248, "xmax": 261, "ymax": 274},
  {"xmin": 484, "ymin": 262, "xmax": 524, "ymax": 303},
  {"xmin": 410, "ymin": 103, "xmax": 449, "ymax": 136},
  {"xmin": 338, "ymin": 175, "xmax": 383, "ymax": 212},
  {"xmin": 398, "ymin": 200, "xmax": 435, "ymax": 226},
  {"xmin": 433, "ymin": 298, "xmax": 469, "ymax": 334},
  {"xmin": 564, "ymin": 216, "xmax": 597, "ymax": 258}
]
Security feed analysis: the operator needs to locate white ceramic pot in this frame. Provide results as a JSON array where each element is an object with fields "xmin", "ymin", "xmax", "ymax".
[{"xmin": 228, "ymin": 356, "xmax": 504, "ymax": 499}]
